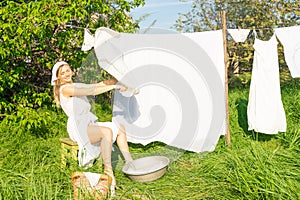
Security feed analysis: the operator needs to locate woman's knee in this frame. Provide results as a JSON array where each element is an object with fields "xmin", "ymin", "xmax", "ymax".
[
  {"xmin": 118, "ymin": 125, "xmax": 126, "ymax": 136},
  {"xmin": 101, "ymin": 127, "xmax": 113, "ymax": 141}
]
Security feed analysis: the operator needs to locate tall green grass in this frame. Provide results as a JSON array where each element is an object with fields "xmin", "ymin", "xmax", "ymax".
[{"xmin": 0, "ymin": 85, "xmax": 299, "ymax": 199}]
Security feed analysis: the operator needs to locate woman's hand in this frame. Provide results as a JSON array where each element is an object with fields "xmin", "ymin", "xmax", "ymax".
[{"xmin": 115, "ymin": 84, "xmax": 128, "ymax": 92}]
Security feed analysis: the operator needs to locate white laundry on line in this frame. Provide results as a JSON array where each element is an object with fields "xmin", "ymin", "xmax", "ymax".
[
  {"xmin": 247, "ymin": 32, "xmax": 286, "ymax": 134},
  {"xmin": 82, "ymin": 28, "xmax": 226, "ymax": 153},
  {"xmin": 227, "ymin": 28, "xmax": 251, "ymax": 43},
  {"xmin": 275, "ymin": 26, "xmax": 300, "ymax": 78}
]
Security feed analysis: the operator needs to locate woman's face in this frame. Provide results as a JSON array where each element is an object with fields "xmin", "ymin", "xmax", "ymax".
[{"xmin": 58, "ymin": 64, "xmax": 73, "ymax": 84}]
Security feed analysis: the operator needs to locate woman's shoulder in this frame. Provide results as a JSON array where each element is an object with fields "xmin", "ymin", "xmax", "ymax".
[
  {"xmin": 72, "ymin": 82, "xmax": 97, "ymax": 88},
  {"xmin": 60, "ymin": 83, "xmax": 73, "ymax": 90},
  {"xmin": 60, "ymin": 82, "xmax": 88, "ymax": 96},
  {"xmin": 73, "ymin": 82, "xmax": 86, "ymax": 88}
]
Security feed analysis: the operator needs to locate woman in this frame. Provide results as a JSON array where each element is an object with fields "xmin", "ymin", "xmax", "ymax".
[{"xmin": 51, "ymin": 61, "xmax": 133, "ymax": 190}]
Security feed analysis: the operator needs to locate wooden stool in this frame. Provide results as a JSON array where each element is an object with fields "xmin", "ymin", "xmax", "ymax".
[{"xmin": 60, "ymin": 138, "xmax": 78, "ymax": 168}]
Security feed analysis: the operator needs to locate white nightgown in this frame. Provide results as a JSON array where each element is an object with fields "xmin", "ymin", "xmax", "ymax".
[
  {"xmin": 60, "ymin": 83, "xmax": 118, "ymax": 168},
  {"xmin": 247, "ymin": 33, "xmax": 286, "ymax": 134}
]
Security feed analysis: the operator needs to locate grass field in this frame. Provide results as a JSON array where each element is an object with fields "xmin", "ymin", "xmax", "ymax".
[{"xmin": 0, "ymin": 75, "xmax": 300, "ymax": 199}]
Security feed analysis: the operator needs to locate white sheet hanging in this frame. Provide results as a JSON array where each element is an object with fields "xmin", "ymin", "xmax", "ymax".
[
  {"xmin": 275, "ymin": 26, "xmax": 300, "ymax": 78},
  {"xmin": 227, "ymin": 29, "xmax": 251, "ymax": 43},
  {"xmin": 82, "ymin": 28, "xmax": 226, "ymax": 152},
  {"xmin": 247, "ymin": 32, "xmax": 286, "ymax": 134}
]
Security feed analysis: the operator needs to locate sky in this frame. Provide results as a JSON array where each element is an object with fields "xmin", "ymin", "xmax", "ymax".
[{"xmin": 130, "ymin": 0, "xmax": 193, "ymax": 31}]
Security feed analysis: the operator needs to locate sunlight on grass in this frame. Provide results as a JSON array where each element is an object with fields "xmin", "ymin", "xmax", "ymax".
[{"xmin": 0, "ymin": 81, "xmax": 300, "ymax": 199}]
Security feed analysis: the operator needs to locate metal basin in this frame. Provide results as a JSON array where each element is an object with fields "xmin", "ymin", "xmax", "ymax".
[{"xmin": 122, "ymin": 156, "xmax": 170, "ymax": 182}]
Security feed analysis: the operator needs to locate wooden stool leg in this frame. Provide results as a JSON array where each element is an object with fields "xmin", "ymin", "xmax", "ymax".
[
  {"xmin": 60, "ymin": 138, "xmax": 79, "ymax": 168},
  {"xmin": 71, "ymin": 146, "xmax": 78, "ymax": 162},
  {"xmin": 61, "ymin": 143, "xmax": 67, "ymax": 168}
]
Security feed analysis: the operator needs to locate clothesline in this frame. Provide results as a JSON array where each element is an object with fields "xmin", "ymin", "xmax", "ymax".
[
  {"xmin": 64, "ymin": 24, "xmax": 300, "ymax": 32},
  {"xmin": 231, "ymin": 26, "xmax": 283, "ymax": 31},
  {"xmin": 65, "ymin": 24, "xmax": 97, "ymax": 31},
  {"xmin": 230, "ymin": 23, "xmax": 300, "ymax": 30}
]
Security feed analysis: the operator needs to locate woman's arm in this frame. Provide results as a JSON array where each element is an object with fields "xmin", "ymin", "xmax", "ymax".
[
  {"xmin": 103, "ymin": 78, "xmax": 118, "ymax": 85},
  {"xmin": 62, "ymin": 80, "xmax": 119, "ymax": 98}
]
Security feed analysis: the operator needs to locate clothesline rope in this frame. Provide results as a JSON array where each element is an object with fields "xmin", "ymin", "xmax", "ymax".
[
  {"xmin": 230, "ymin": 23, "xmax": 300, "ymax": 31},
  {"xmin": 64, "ymin": 24, "xmax": 300, "ymax": 33}
]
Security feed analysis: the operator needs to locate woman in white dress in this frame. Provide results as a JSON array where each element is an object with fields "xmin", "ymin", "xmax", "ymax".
[{"xmin": 51, "ymin": 61, "xmax": 133, "ymax": 189}]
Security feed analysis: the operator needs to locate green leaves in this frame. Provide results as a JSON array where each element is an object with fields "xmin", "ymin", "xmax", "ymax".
[{"xmin": 0, "ymin": 0, "xmax": 145, "ymax": 114}]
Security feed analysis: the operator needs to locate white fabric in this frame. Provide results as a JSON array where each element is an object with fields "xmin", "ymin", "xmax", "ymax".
[
  {"xmin": 247, "ymin": 33, "xmax": 286, "ymax": 134},
  {"xmin": 51, "ymin": 61, "xmax": 68, "ymax": 85},
  {"xmin": 81, "ymin": 29, "xmax": 95, "ymax": 52},
  {"xmin": 183, "ymin": 32, "xmax": 225, "ymax": 87},
  {"xmin": 59, "ymin": 83, "xmax": 118, "ymax": 167},
  {"xmin": 227, "ymin": 29, "xmax": 251, "ymax": 43},
  {"xmin": 84, "ymin": 27, "xmax": 226, "ymax": 153},
  {"xmin": 81, "ymin": 27, "xmax": 119, "ymax": 52},
  {"xmin": 84, "ymin": 172, "xmax": 101, "ymax": 187},
  {"xmin": 183, "ymin": 31, "xmax": 226, "ymax": 137},
  {"xmin": 275, "ymin": 26, "xmax": 300, "ymax": 78}
]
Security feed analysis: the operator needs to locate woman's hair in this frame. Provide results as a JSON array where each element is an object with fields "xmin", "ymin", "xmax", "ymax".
[
  {"xmin": 52, "ymin": 65, "xmax": 65, "ymax": 107},
  {"xmin": 53, "ymin": 64, "xmax": 74, "ymax": 107},
  {"xmin": 53, "ymin": 83, "xmax": 61, "ymax": 107}
]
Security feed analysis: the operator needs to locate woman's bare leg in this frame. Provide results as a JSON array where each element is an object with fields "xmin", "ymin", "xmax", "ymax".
[
  {"xmin": 116, "ymin": 125, "xmax": 133, "ymax": 162},
  {"xmin": 87, "ymin": 125, "xmax": 115, "ymax": 184}
]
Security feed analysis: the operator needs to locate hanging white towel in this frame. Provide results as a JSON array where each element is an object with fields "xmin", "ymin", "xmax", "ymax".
[
  {"xmin": 247, "ymin": 32, "xmax": 286, "ymax": 134},
  {"xmin": 275, "ymin": 26, "xmax": 300, "ymax": 78},
  {"xmin": 227, "ymin": 29, "xmax": 251, "ymax": 43}
]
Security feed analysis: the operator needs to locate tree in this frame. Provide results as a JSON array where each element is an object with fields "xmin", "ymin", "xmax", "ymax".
[
  {"xmin": 0, "ymin": 0, "xmax": 145, "ymax": 113},
  {"xmin": 175, "ymin": 0, "xmax": 300, "ymax": 78}
]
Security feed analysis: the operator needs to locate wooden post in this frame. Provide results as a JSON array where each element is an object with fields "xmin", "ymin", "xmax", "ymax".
[{"xmin": 221, "ymin": 10, "xmax": 230, "ymax": 146}]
